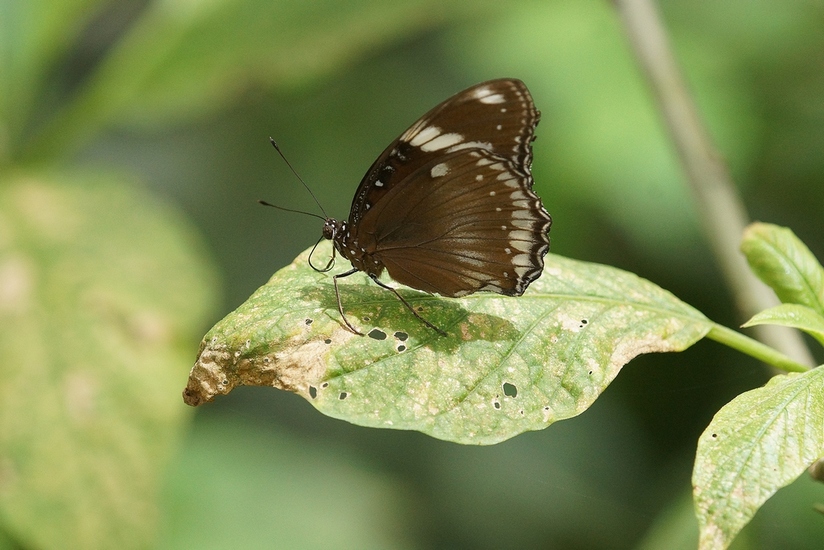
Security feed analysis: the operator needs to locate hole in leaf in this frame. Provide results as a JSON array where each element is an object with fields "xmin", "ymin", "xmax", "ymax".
[
  {"xmin": 502, "ymin": 382, "xmax": 517, "ymax": 398},
  {"xmin": 368, "ymin": 328, "xmax": 387, "ymax": 340},
  {"xmin": 493, "ymin": 401, "xmax": 501, "ymax": 410},
  {"xmin": 339, "ymin": 392, "xmax": 348, "ymax": 400},
  {"xmin": 363, "ymin": 316, "xmax": 371, "ymax": 321},
  {"xmin": 309, "ymin": 386, "xmax": 317, "ymax": 399},
  {"xmin": 397, "ymin": 345, "xmax": 406, "ymax": 352},
  {"xmin": 221, "ymin": 379, "xmax": 229, "ymax": 386},
  {"xmin": 394, "ymin": 331, "xmax": 408, "ymax": 341},
  {"xmin": 581, "ymin": 319, "xmax": 588, "ymax": 325},
  {"xmin": 321, "ymin": 382, "xmax": 329, "ymax": 389},
  {"xmin": 305, "ymin": 318, "xmax": 313, "ymax": 325},
  {"xmin": 712, "ymin": 433, "xmax": 718, "ymax": 439},
  {"xmin": 324, "ymin": 338, "xmax": 332, "ymax": 344}
]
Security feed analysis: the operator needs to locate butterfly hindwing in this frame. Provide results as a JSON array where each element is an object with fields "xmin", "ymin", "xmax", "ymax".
[{"xmin": 364, "ymin": 148, "xmax": 551, "ymax": 297}]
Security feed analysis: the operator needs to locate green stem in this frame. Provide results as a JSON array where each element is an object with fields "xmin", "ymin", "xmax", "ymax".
[{"xmin": 707, "ymin": 324, "xmax": 811, "ymax": 373}]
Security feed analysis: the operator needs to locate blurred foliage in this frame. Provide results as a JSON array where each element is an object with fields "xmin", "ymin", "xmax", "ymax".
[{"xmin": 1, "ymin": 0, "xmax": 823, "ymax": 548}]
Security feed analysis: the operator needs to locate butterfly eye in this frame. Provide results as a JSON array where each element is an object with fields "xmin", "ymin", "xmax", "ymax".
[{"xmin": 320, "ymin": 79, "xmax": 551, "ymax": 336}]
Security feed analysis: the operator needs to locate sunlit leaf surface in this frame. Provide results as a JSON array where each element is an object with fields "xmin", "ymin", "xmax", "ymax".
[
  {"xmin": 185, "ymin": 243, "xmax": 710, "ymax": 444},
  {"xmin": 743, "ymin": 303, "xmax": 824, "ymax": 347},
  {"xmin": 741, "ymin": 222, "xmax": 824, "ymax": 315},
  {"xmin": 693, "ymin": 366, "xmax": 824, "ymax": 550}
]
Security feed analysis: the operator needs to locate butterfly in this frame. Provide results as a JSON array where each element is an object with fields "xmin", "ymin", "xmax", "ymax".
[{"xmin": 297, "ymin": 78, "xmax": 551, "ymax": 336}]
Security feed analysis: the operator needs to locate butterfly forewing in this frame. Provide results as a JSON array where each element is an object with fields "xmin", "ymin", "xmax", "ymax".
[{"xmin": 348, "ymin": 79, "xmax": 540, "ymax": 226}]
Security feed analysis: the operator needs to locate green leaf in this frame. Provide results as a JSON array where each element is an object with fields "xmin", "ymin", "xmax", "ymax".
[
  {"xmin": 740, "ymin": 222, "xmax": 824, "ymax": 315},
  {"xmin": 693, "ymin": 366, "xmax": 824, "ymax": 550},
  {"xmin": 742, "ymin": 303, "xmax": 824, "ymax": 347},
  {"xmin": 184, "ymin": 243, "xmax": 711, "ymax": 444},
  {"xmin": 0, "ymin": 171, "xmax": 218, "ymax": 549}
]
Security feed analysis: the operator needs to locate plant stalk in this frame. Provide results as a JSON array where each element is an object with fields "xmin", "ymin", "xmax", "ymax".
[
  {"xmin": 707, "ymin": 324, "xmax": 810, "ymax": 373},
  {"xmin": 612, "ymin": 0, "xmax": 815, "ymax": 367}
]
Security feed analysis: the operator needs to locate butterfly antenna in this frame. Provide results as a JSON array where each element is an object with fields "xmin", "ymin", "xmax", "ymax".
[
  {"xmin": 257, "ymin": 200, "xmax": 326, "ymax": 222},
  {"xmin": 269, "ymin": 137, "xmax": 329, "ymax": 219}
]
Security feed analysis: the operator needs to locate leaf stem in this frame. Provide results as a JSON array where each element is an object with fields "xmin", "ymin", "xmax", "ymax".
[{"xmin": 706, "ymin": 324, "xmax": 811, "ymax": 373}]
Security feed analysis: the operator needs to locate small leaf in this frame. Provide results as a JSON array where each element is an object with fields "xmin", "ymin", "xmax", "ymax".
[
  {"xmin": 741, "ymin": 222, "xmax": 824, "ymax": 315},
  {"xmin": 184, "ymin": 243, "xmax": 711, "ymax": 444},
  {"xmin": 0, "ymin": 171, "xmax": 218, "ymax": 549},
  {"xmin": 693, "ymin": 366, "xmax": 824, "ymax": 550},
  {"xmin": 742, "ymin": 303, "xmax": 824, "ymax": 347}
]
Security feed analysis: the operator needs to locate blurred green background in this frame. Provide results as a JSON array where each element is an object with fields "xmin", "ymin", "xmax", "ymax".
[{"xmin": 2, "ymin": 0, "xmax": 824, "ymax": 548}]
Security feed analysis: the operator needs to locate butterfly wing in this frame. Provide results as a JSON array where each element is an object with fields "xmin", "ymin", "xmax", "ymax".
[
  {"xmin": 347, "ymin": 79, "xmax": 540, "ymax": 228},
  {"xmin": 364, "ymin": 148, "xmax": 552, "ymax": 297}
]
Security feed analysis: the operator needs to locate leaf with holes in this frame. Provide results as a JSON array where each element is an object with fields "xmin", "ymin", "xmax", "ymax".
[
  {"xmin": 693, "ymin": 366, "xmax": 824, "ymax": 550},
  {"xmin": 741, "ymin": 223, "xmax": 824, "ymax": 315},
  {"xmin": 184, "ymin": 242, "xmax": 711, "ymax": 444}
]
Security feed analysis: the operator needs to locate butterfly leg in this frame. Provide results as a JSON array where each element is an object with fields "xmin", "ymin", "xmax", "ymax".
[
  {"xmin": 333, "ymin": 268, "xmax": 364, "ymax": 336},
  {"xmin": 368, "ymin": 274, "xmax": 447, "ymax": 337}
]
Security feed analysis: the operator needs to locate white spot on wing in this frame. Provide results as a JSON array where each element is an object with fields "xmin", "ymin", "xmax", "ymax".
[
  {"xmin": 471, "ymin": 86, "xmax": 491, "ymax": 98},
  {"xmin": 421, "ymin": 132, "xmax": 464, "ymax": 152},
  {"xmin": 479, "ymin": 93, "xmax": 506, "ymax": 104},
  {"xmin": 430, "ymin": 163, "xmax": 449, "ymax": 178},
  {"xmin": 409, "ymin": 125, "xmax": 441, "ymax": 146},
  {"xmin": 447, "ymin": 140, "xmax": 493, "ymax": 153}
]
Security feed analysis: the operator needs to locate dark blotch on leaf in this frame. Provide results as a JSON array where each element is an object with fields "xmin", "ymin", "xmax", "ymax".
[
  {"xmin": 502, "ymin": 382, "xmax": 517, "ymax": 398},
  {"xmin": 339, "ymin": 392, "xmax": 348, "ymax": 400},
  {"xmin": 309, "ymin": 386, "xmax": 317, "ymax": 399},
  {"xmin": 368, "ymin": 328, "xmax": 387, "ymax": 340},
  {"xmin": 305, "ymin": 318, "xmax": 313, "ymax": 325},
  {"xmin": 394, "ymin": 331, "xmax": 408, "ymax": 341}
]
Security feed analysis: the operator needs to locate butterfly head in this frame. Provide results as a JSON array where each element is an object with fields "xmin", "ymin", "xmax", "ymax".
[
  {"xmin": 307, "ymin": 218, "xmax": 345, "ymax": 274},
  {"xmin": 322, "ymin": 218, "xmax": 344, "ymax": 241}
]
